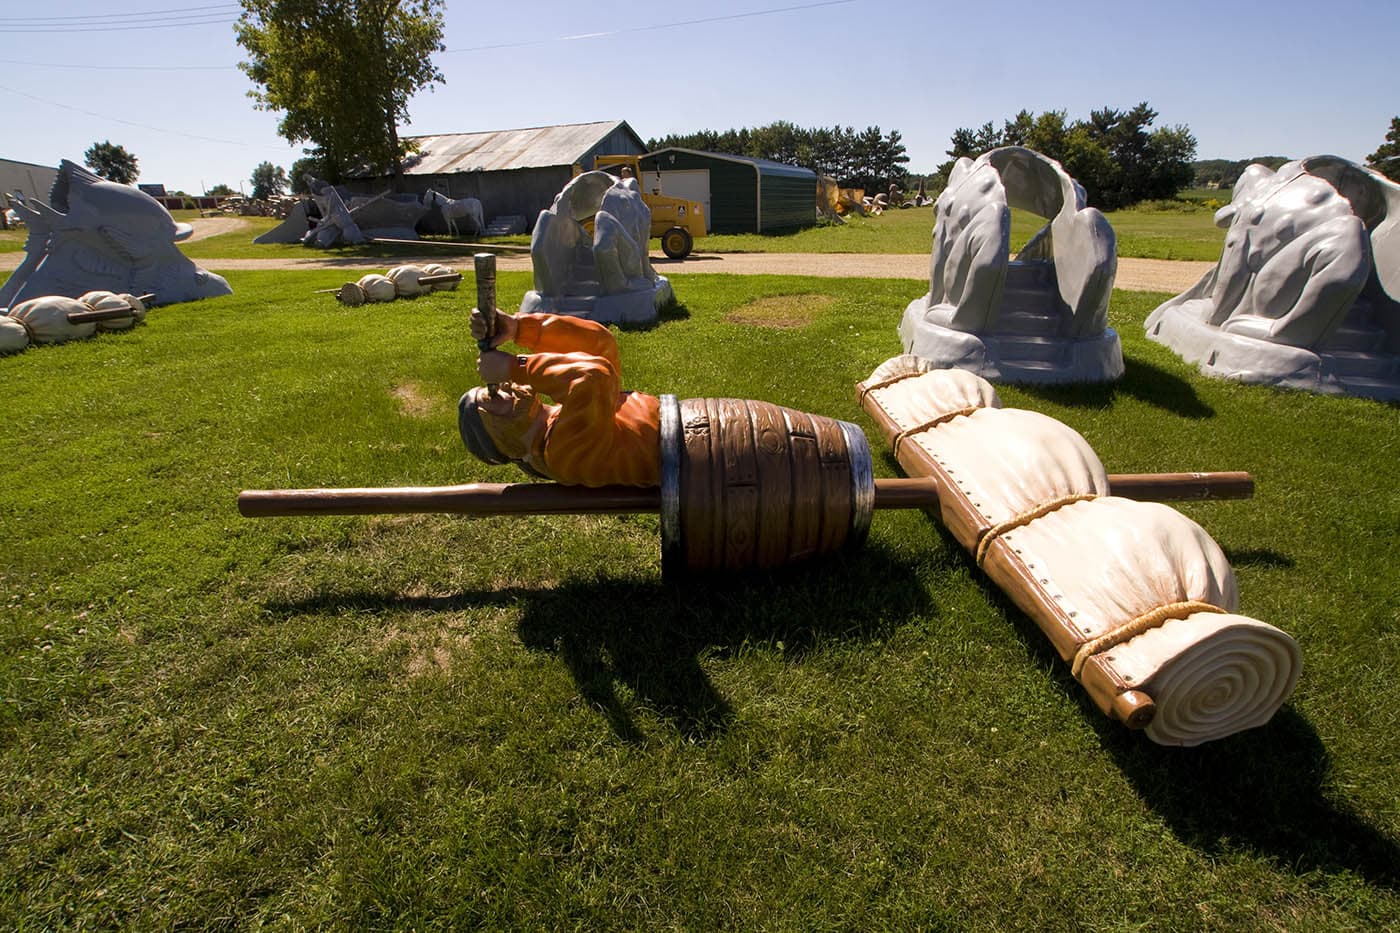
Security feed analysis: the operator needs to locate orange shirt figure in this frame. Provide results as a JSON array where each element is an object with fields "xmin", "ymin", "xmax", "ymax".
[{"xmin": 459, "ymin": 310, "xmax": 661, "ymax": 487}]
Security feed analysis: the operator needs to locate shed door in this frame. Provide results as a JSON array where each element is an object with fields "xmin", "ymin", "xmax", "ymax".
[{"xmin": 655, "ymin": 170, "xmax": 711, "ymax": 233}]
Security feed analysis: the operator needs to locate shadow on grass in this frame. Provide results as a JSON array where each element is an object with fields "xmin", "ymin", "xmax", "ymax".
[
  {"xmin": 617, "ymin": 299, "xmax": 691, "ymax": 333},
  {"xmin": 264, "ymin": 541, "xmax": 932, "ymax": 744},
  {"xmin": 961, "ymin": 548, "xmax": 1400, "ymax": 891},
  {"xmin": 1016, "ymin": 356, "xmax": 1214, "ymax": 419},
  {"xmin": 1102, "ymin": 711, "xmax": 1400, "ymax": 891},
  {"xmin": 1221, "ymin": 546, "xmax": 1295, "ymax": 570},
  {"xmin": 513, "ymin": 541, "xmax": 932, "ymax": 742}
]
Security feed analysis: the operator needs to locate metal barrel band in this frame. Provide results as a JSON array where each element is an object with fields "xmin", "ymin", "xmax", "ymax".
[{"xmin": 658, "ymin": 393, "xmax": 683, "ymax": 576}]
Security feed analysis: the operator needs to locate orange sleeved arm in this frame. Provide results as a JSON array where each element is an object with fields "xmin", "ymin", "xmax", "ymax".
[
  {"xmin": 507, "ymin": 316, "xmax": 659, "ymax": 487},
  {"xmin": 512, "ymin": 313, "xmax": 622, "ymax": 370}
]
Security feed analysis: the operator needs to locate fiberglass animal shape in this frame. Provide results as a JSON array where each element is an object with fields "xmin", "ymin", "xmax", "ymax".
[
  {"xmin": 1145, "ymin": 156, "xmax": 1400, "ymax": 400},
  {"xmin": 518, "ymin": 171, "xmax": 674, "ymax": 325},
  {"xmin": 898, "ymin": 147, "xmax": 1122, "ymax": 384},
  {"xmin": 0, "ymin": 160, "xmax": 230, "ymax": 309}
]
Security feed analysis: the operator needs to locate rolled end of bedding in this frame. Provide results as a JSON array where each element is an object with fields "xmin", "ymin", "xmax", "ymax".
[{"xmin": 1105, "ymin": 612, "xmax": 1301, "ymax": 746}]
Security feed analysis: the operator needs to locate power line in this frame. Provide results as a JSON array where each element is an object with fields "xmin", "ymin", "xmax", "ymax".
[
  {"xmin": 0, "ymin": 59, "xmax": 235, "ymax": 72},
  {"xmin": 0, "ymin": 16, "xmax": 238, "ymax": 34},
  {"xmin": 442, "ymin": 0, "xmax": 857, "ymax": 53},
  {"xmin": 0, "ymin": 82, "xmax": 287, "ymax": 150},
  {"xmin": 7, "ymin": 4, "xmax": 239, "ymax": 23},
  {"xmin": 0, "ymin": 0, "xmax": 857, "ymax": 66}
]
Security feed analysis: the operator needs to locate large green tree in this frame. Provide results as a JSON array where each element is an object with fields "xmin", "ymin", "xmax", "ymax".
[
  {"xmin": 83, "ymin": 140, "xmax": 139, "ymax": 184},
  {"xmin": 250, "ymin": 161, "xmax": 290, "ymax": 199},
  {"xmin": 235, "ymin": 0, "xmax": 445, "ymax": 181},
  {"xmin": 1367, "ymin": 116, "xmax": 1400, "ymax": 182}
]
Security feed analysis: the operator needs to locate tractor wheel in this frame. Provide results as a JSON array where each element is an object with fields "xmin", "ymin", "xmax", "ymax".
[{"xmin": 661, "ymin": 226, "xmax": 693, "ymax": 260}]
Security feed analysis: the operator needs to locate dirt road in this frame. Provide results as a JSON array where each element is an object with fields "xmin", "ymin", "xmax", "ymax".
[{"xmin": 1, "ymin": 214, "xmax": 1214, "ymax": 292}]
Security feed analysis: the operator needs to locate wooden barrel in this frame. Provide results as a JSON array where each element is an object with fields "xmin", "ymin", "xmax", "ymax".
[{"xmin": 659, "ymin": 395, "xmax": 874, "ymax": 575}]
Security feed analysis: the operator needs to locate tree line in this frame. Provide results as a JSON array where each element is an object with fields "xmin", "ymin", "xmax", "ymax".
[
  {"xmin": 647, "ymin": 122, "xmax": 911, "ymax": 194},
  {"xmin": 938, "ymin": 103, "xmax": 1197, "ymax": 210}
]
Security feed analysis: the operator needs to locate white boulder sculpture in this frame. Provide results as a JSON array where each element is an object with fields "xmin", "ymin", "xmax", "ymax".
[
  {"xmin": 1145, "ymin": 156, "xmax": 1400, "ymax": 400},
  {"xmin": 899, "ymin": 147, "xmax": 1122, "ymax": 383},
  {"xmin": 519, "ymin": 171, "xmax": 674, "ymax": 325},
  {"xmin": 0, "ymin": 317, "xmax": 28, "ymax": 354},
  {"xmin": 284, "ymin": 176, "xmax": 429, "ymax": 248},
  {"xmin": 6, "ymin": 295, "xmax": 98, "ymax": 345},
  {"xmin": 2, "ymin": 290, "xmax": 150, "ymax": 354},
  {"xmin": 0, "ymin": 160, "xmax": 231, "ymax": 308}
]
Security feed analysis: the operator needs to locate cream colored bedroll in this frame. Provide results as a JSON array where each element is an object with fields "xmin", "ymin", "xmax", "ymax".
[{"xmin": 857, "ymin": 356, "xmax": 1300, "ymax": 747}]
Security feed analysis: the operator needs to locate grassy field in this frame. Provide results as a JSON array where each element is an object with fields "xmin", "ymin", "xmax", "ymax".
[
  {"xmin": 702, "ymin": 200, "xmax": 1225, "ymax": 260},
  {"xmin": 1, "ymin": 270, "xmax": 1396, "ymax": 927},
  {"xmin": 2, "ymin": 196, "xmax": 1226, "ymax": 262}
]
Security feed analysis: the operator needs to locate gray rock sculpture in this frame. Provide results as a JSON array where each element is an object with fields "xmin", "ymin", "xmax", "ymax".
[
  {"xmin": 303, "ymin": 183, "xmax": 365, "ymax": 248},
  {"xmin": 0, "ymin": 160, "xmax": 231, "ymax": 308},
  {"xmin": 519, "ymin": 171, "xmax": 674, "ymax": 325},
  {"xmin": 253, "ymin": 198, "xmax": 312, "ymax": 244},
  {"xmin": 1145, "ymin": 156, "xmax": 1400, "ymax": 400},
  {"xmin": 289, "ymin": 176, "xmax": 427, "ymax": 247},
  {"xmin": 899, "ymin": 146, "xmax": 1122, "ymax": 383}
]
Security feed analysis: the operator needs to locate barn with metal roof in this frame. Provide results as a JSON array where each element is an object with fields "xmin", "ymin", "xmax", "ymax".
[
  {"xmin": 350, "ymin": 120, "xmax": 646, "ymax": 233},
  {"xmin": 637, "ymin": 148, "xmax": 817, "ymax": 234}
]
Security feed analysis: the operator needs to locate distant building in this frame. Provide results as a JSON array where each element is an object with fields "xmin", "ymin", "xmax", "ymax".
[
  {"xmin": 637, "ymin": 149, "xmax": 818, "ymax": 234},
  {"xmin": 1, "ymin": 157, "xmax": 59, "ymax": 203},
  {"xmin": 350, "ymin": 120, "xmax": 647, "ymax": 232}
]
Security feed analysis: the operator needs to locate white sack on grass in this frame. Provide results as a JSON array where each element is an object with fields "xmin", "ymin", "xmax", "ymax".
[
  {"xmin": 422, "ymin": 263, "xmax": 458, "ymax": 290},
  {"xmin": 356, "ymin": 273, "xmax": 397, "ymax": 303},
  {"xmin": 1112, "ymin": 613, "xmax": 1301, "ymax": 746},
  {"xmin": 0, "ymin": 317, "xmax": 30, "ymax": 354},
  {"xmin": 915, "ymin": 408, "xmax": 1110, "ymax": 525},
  {"xmin": 864, "ymin": 358, "xmax": 1001, "ymax": 427},
  {"xmin": 7, "ymin": 296, "xmax": 96, "ymax": 343},
  {"xmin": 386, "ymin": 264, "xmax": 428, "ymax": 297}
]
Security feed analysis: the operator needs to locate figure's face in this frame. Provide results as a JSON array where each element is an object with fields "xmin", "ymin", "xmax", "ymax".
[{"xmin": 472, "ymin": 384, "xmax": 544, "ymax": 461}]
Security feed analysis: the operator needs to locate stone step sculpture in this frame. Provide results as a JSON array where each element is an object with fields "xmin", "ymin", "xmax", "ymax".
[
  {"xmin": 899, "ymin": 146, "xmax": 1122, "ymax": 383},
  {"xmin": 1145, "ymin": 156, "xmax": 1400, "ymax": 400}
]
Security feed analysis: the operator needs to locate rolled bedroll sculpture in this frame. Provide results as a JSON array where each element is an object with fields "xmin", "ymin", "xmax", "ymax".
[{"xmin": 856, "ymin": 356, "xmax": 1301, "ymax": 746}]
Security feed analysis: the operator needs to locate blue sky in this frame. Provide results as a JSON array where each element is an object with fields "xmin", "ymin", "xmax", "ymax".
[{"xmin": 2, "ymin": 0, "xmax": 1397, "ymax": 195}]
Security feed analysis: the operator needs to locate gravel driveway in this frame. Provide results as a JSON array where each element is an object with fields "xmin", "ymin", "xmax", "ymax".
[{"xmin": 1, "ymin": 216, "xmax": 1214, "ymax": 293}]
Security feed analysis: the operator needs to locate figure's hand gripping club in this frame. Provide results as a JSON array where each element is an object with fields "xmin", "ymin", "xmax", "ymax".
[{"xmin": 474, "ymin": 252, "xmax": 499, "ymax": 398}]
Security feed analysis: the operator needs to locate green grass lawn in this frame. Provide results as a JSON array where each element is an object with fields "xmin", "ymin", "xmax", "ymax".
[
  {"xmin": 1, "ymin": 270, "xmax": 1396, "ymax": 927},
  {"xmin": 703, "ymin": 202, "xmax": 1225, "ymax": 261},
  {"xmin": 5, "ymin": 193, "xmax": 1229, "ymax": 262},
  {"xmin": 165, "ymin": 202, "xmax": 1226, "ymax": 263}
]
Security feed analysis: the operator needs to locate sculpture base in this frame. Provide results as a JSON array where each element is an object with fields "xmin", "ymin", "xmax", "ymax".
[
  {"xmin": 899, "ymin": 298, "xmax": 1124, "ymax": 384},
  {"xmin": 254, "ymin": 201, "xmax": 311, "ymax": 244},
  {"xmin": 1145, "ymin": 302, "xmax": 1400, "ymax": 401},
  {"xmin": 520, "ymin": 276, "xmax": 673, "ymax": 325}
]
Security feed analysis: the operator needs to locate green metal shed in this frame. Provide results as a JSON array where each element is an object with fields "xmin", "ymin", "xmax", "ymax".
[{"xmin": 637, "ymin": 148, "xmax": 816, "ymax": 234}]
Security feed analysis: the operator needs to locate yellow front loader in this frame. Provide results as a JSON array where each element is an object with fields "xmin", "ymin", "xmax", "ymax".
[{"xmin": 581, "ymin": 155, "xmax": 706, "ymax": 259}]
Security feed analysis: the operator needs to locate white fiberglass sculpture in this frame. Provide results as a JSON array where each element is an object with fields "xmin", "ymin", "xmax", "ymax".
[
  {"xmin": 899, "ymin": 147, "xmax": 1122, "ymax": 383},
  {"xmin": 1145, "ymin": 156, "xmax": 1400, "ymax": 400},
  {"xmin": 0, "ymin": 161, "xmax": 230, "ymax": 308},
  {"xmin": 520, "ymin": 171, "xmax": 674, "ymax": 325}
]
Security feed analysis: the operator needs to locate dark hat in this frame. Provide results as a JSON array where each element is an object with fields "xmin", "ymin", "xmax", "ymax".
[{"xmin": 458, "ymin": 390, "xmax": 510, "ymax": 465}]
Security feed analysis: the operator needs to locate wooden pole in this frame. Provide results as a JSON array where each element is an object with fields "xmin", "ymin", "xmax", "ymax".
[
  {"xmin": 67, "ymin": 307, "xmax": 136, "ymax": 324},
  {"xmin": 366, "ymin": 236, "xmax": 532, "ymax": 252},
  {"xmin": 417, "ymin": 272, "xmax": 462, "ymax": 286},
  {"xmin": 239, "ymin": 472, "xmax": 1250, "ymax": 519}
]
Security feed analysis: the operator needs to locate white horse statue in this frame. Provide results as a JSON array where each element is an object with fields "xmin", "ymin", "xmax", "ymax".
[{"xmin": 423, "ymin": 189, "xmax": 484, "ymax": 238}]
